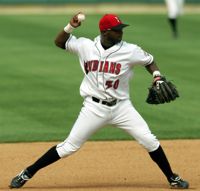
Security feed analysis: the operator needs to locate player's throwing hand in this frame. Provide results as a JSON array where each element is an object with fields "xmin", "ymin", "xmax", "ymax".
[
  {"xmin": 63, "ymin": 12, "xmax": 85, "ymax": 34},
  {"xmin": 70, "ymin": 12, "xmax": 85, "ymax": 27}
]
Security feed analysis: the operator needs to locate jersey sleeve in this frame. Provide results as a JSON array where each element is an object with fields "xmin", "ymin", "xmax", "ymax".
[
  {"xmin": 65, "ymin": 35, "xmax": 89, "ymax": 55},
  {"xmin": 130, "ymin": 45, "xmax": 154, "ymax": 66},
  {"xmin": 65, "ymin": 35, "xmax": 79, "ymax": 54}
]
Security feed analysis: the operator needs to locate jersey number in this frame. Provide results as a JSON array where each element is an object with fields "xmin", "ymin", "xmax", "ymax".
[{"xmin": 105, "ymin": 79, "xmax": 119, "ymax": 89}]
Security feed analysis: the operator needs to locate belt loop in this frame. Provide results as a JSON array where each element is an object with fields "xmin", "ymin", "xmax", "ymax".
[{"xmin": 92, "ymin": 97, "xmax": 100, "ymax": 103}]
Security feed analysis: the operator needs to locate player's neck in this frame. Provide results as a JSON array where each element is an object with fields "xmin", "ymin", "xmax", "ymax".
[
  {"xmin": 101, "ymin": 43, "xmax": 112, "ymax": 50},
  {"xmin": 100, "ymin": 40, "xmax": 115, "ymax": 50}
]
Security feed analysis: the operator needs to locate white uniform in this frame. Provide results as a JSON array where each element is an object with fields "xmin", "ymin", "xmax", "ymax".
[
  {"xmin": 165, "ymin": 0, "xmax": 184, "ymax": 19},
  {"xmin": 56, "ymin": 35, "xmax": 160, "ymax": 158}
]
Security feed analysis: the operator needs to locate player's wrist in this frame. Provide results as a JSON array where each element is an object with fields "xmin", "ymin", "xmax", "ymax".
[
  {"xmin": 64, "ymin": 23, "xmax": 75, "ymax": 34},
  {"xmin": 153, "ymin": 70, "xmax": 161, "ymax": 78},
  {"xmin": 152, "ymin": 71, "xmax": 163, "ymax": 84}
]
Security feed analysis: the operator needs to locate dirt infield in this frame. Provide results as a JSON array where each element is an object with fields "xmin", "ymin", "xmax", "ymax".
[{"xmin": 1, "ymin": 140, "xmax": 200, "ymax": 191}]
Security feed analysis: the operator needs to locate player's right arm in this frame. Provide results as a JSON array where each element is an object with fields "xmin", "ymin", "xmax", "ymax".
[
  {"xmin": 54, "ymin": 31, "xmax": 71, "ymax": 49},
  {"xmin": 54, "ymin": 13, "xmax": 82, "ymax": 49}
]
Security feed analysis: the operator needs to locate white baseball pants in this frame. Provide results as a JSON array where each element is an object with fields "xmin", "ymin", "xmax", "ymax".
[
  {"xmin": 165, "ymin": 0, "xmax": 184, "ymax": 18},
  {"xmin": 56, "ymin": 97, "xmax": 160, "ymax": 158}
]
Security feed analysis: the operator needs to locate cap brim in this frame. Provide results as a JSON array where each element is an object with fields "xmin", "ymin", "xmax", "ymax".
[{"xmin": 111, "ymin": 23, "xmax": 129, "ymax": 30}]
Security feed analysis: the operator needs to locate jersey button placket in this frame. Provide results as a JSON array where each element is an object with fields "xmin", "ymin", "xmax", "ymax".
[{"xmin": 97, "ymin": 56, "xmax": 106, "ymax": 91}]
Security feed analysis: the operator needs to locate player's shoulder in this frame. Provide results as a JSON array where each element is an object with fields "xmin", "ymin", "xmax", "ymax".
[
  {"xmin": 121, "ymin": 41, "xmax": 141, "ymax": 51},
  {"xmin": 76, "ymin": 36, "xmax": 93, "ymax": 44},
  {"xmin": 70, "ymin": 35, "xmax": 93, "ymax": 45}
]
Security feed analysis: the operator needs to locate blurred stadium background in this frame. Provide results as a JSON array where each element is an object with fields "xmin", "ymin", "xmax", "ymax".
[
  {"xmin": 0, "ymin": 0, "xmax": 200, "ymax": 14},
  {"xmin": 0, "ymin": 0, "xmax": 199, "ymax": 4}
]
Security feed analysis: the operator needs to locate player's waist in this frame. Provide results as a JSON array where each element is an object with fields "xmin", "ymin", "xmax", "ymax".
[{"xmin": 91, "ymin": 96, "xmax": 118, "ymax": 107}]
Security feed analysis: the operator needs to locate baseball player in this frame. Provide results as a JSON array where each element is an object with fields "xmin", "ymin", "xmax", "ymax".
[
  {"xmin": 10, "ymin": 13, "xmax": 189, "ymax": 189},
  {"xmin": 165, "ymin": 0, "xmax": 185, "ymax": 38}
]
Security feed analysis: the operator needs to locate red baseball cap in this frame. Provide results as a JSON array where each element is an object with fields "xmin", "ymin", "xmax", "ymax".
[{"xmin": 99, "ymin": 14, "xmax": 129, "ymax": 31}]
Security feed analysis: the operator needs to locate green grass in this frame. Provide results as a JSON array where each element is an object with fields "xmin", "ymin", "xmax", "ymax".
[{"xmin": 0, "ymin": 14, "xmax": 199, "ymax": 142}]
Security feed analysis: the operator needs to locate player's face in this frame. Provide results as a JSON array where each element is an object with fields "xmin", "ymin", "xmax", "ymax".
[{"xmin": 106, "ymin": 29, "xmax": 123, "ymax": 44}]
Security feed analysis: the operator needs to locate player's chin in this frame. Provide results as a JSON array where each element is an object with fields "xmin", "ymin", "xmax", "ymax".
[{"xmin": 114, "ymin": 38, "xmax": 122, "ymax": 44}]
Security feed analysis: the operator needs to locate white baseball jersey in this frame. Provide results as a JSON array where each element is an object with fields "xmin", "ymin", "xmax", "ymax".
[
  {"xmin": 65, "ymin": 35, "xmax": 153, "ymax": 100},
  {"xmin": 56, "ymin": 34, "xmax": 159, "ymax": 158}
]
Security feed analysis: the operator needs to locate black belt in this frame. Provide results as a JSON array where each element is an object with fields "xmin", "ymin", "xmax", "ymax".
[{"xmin": 92, "ymin": 97, "xmax": 117, "ymax": 107}]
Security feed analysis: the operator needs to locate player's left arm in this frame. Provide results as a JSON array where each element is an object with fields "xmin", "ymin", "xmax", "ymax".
[
  {"xmin": 145, "ymin": 61, "xmax": 160, "ymax": 76},
  {"xmin": 145, "ymin": 61, "xmax": 163, "ymax": 87}
]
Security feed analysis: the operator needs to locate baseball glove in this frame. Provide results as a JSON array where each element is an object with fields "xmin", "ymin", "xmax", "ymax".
[{"xmin": 146, "ymin": 76, "xmax": 179, "ymax": 104}]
